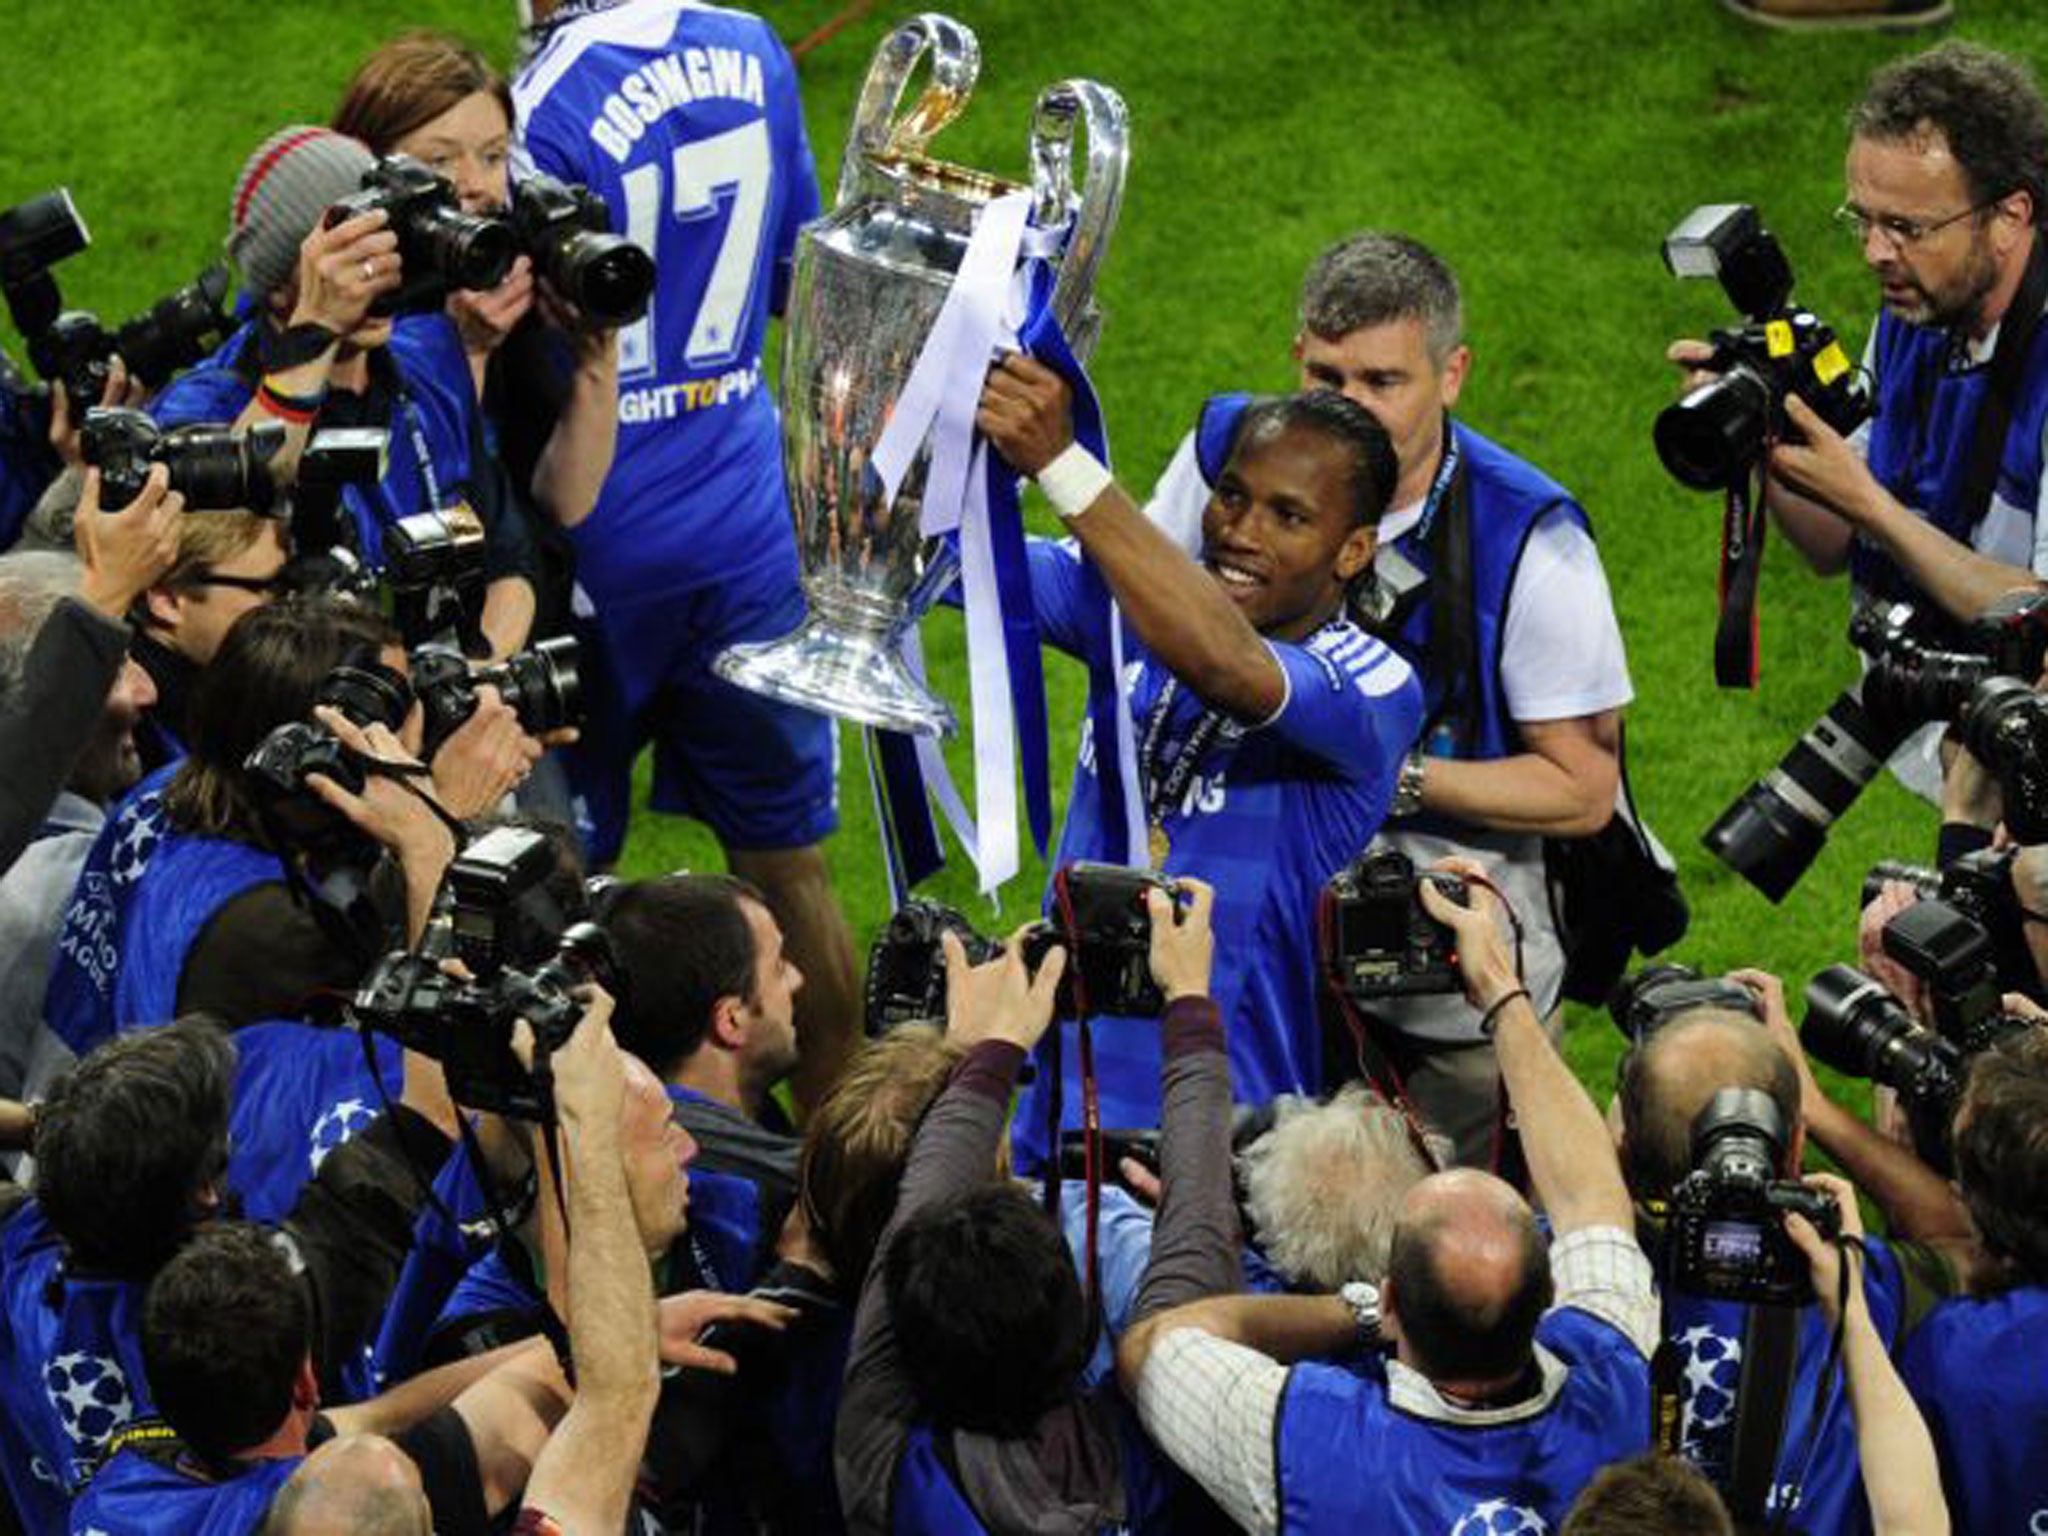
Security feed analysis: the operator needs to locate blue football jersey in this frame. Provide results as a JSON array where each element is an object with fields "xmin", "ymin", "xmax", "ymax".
[
  {"xmin": 512, "ymin": 0, "xmax": 821, "ymax": 608},
  {"xmin": 1012, "ymin": 538, "xmax": 1422, "ymax": 1170}
]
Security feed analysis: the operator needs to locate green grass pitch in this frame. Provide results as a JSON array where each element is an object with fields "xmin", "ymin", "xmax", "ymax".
[{"xmin": 8, "ymin": 0, "xmax": 2048, "ymax": 1114}]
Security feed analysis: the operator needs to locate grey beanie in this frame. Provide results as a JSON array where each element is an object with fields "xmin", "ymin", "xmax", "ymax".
[{"xmin": 225, "ymin": 126, "xmax": 376, "ymax": 304}]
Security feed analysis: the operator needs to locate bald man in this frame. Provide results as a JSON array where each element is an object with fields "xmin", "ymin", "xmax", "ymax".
[
  {"xmin": 1118, "ymin": 861, "xmax": 1656, "ymax": 1535},
  {"xmin": 265, "ymin": 1436, "xmax": 432, "ymax": 1536}
]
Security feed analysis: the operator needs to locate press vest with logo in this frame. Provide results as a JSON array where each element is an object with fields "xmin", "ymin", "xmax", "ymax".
[
  {"xmin": 1660, "ymin": 1235, "xmax": 1906, "ymax": 1536},
  {"xmin": 1856, "ymin": 305, "xmax": 2048, "ymax": 607},
  {"xmin": 150, "ymin": 313, "xmax": 478, "ymax": 569},
  {"xmin": 0, "ymin": 1202, "xmax": 154, "ymax": 1531},
  {"xmin": 1273, "ymin": 1309, "xmax": 1649, "ymax": 1533},
  {"xmin": 45, "ymin": 765, "xmax": 283, "ymax": 1057},
  {"xmin": 889, "ymin": 1413, "xmax": 1184, "ymax": 1536},
  {"xmin": 69, "ymin": 1436, "xmax": 298, "ymax": 1536}
]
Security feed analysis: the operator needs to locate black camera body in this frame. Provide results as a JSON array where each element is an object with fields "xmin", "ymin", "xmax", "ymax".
[
  {"xmin": 325, "ymin": 156, "xmax": 515, "ymax": 315},
  {"xmin": 316, "ymin": 647, "xmax": 412, "ymax": 733},
  {"xmin": 1, "ymin": 189, "xmax": 233, "ymax": 410},
  {"xmin": 1959, "ymin": 675, "xmax": 2048, "ymax": 845},
  {"xmin": 446, "ymin": 826, "xmax": 565, "ymax": 979},
  {"xmin": 509, "ymin": 173, "xmax": 655, "ymax": 327},
  {"xmin": 862, "ymin": 897, "xmax": 1003, "ymax": 1035},
  {"xmin": 1862, "ymin": 590, "xmax": 2048, "ymax": 736},
  {"xmin": 289, "ymin": 426, "xmax": 389, "ymax": 559},
  {"xmin": 242, "ymin": 719, "xmax": 372, "ymax": 862},
  {"xmin": 1323, "ymin": 848, "xmax": 1467, "ymax": 1000},
  {"xmin": 79, "ymin": 407, "xmax": 284, "ymax": 514},
  {"xmin": 354, "ymin": 920, "xmax": 618, "ymax": 1119},
  {"xmin": 1879, "ymin": 898, "xmax": 2035, "ymax": 1059},
  {"xmin": 1666, "ymin": 1087, "xmax": 1837, "ymax": 1307},
  {"xmin": 410, "ymin": 636, "xmax": 583, "ymax": 757},
  {"xmin": 385, "ymin": 504, "xmax": 490, "ymax": 651},
  {"xmin": 1609, "ymin": 962, "xmax": 1763, "ymax": 1044},
  {"xmin": 1032, "ymin": 862, "xmax": 1178, "ymax": 1019},
  {"xmin": 1655, "ymin": 205, "xmax": 1872, "ymax": 492}
]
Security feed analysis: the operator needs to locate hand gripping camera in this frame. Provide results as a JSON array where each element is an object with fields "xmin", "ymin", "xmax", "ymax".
[
  {"xmin": 409, "ymin": 636, "xmax": 583, "ymax": 757},
  {"xmin": 325, "ymin": 156, "xmax": 516, "ymax": 315},
  {"xmin": 1654, "ymin": 204, "xmax": 1872, "ymax": 492},
  {"xmin": 509, "ymin": 173, "xmax": 655, "ymax": 327},
  {"xmin": 1665, "ymin": 1087, "xmax": 1838, "ymax": 1307},
  {"xmin": 79, "ymin": 407, "xmax": 285, "ymax": 514}
]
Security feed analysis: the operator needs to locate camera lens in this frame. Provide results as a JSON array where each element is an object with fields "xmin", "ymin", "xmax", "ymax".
[
  {"xmin": 1703, "ymin": 679, "xmax": 1908, "ymax": 902},
  {"xmin": 160, "ymin": 422, "xmax": 285, "ymax": 515},
  {"xmin": 420, "ymin": 205, "xmax": 516, "ymax": 294},
  {"xmin": 1803, "ymin": 963, "xmax": 1963, "ymax": 1100},
  {"xmin": 485, "ymin": 636, "xmax": 583, "ymax": 738},
  {"xmin": 1864, "ymin": 646, "xmax": 1990, "ymax": 735},
  {"xmin": 548, "ymin": 231, "xmax": 656, "ymax": 327},
  {"xmin": 1654, "ymin": 366, "xmax": 1772, "ymax": 491}
]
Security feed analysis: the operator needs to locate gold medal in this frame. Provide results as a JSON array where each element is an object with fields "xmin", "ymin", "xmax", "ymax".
[{"xmin": 1147, "ymin": 819, "xmax": 1172, "ymax": 870}]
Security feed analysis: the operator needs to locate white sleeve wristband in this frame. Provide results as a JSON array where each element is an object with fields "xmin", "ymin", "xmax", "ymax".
[{"xmin": 1034, "ymin": 442, "xmax": 1115, "ymax": 521}]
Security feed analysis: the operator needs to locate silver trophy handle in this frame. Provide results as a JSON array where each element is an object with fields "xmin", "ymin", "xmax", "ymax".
[
  {"xmin": 1029, "ymin": 79, "xmax": 1129, "ymax": 363},
  {"xmin": 837, "ymin": 13, "xmax": 982, "ymax": 207}
]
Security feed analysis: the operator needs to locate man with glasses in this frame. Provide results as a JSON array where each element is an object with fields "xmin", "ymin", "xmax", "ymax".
[
  {"xmin": 131, "ymin": 507, "xmax": 291, "ymax": 770},
  {"xmin": 1670, "ymin": 42, "xmax": 2048, "ymax": 636}
]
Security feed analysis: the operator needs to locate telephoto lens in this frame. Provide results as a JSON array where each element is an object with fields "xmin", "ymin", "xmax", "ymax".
[{"xmin": 1803, "ymin": 963, "xmax": 1964, "ymax": 1168}]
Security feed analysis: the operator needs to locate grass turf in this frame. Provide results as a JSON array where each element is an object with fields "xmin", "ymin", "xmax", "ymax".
[{"xmin": 7, "ymin": 0, "xmax": 2048, "ymax": 1112}]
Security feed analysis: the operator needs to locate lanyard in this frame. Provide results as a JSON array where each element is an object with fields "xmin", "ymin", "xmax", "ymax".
[
  {"xmin": 1400, "ymin": 419, "xmax": 1464, "ymax": 551},
  {"xmin": 1137, "ymin": 676, "xmax": 1229, "ymax": 826},
  {"xmin": 395, "ymin": 388, "xmax": 444, "ymax": 515}
]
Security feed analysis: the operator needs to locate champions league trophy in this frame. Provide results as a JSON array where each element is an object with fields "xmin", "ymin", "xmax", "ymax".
[{"xmin": 714, "ymin": 12, "xmax": 1128, "ymax": 737}]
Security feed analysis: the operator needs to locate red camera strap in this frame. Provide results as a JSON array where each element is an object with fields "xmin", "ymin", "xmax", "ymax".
[{"xmin": 1715, "ymin": 467, "xmax": 1770, "ymax": 689}]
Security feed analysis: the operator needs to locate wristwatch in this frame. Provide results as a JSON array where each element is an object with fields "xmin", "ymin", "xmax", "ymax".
[
  {"xmin": 260, "ymin": 320, "xmax": 339, "ymax": 373},
  {"xmin": 1388, "ymin": 746, "xmax": 1428, "ymax": 819},
  {"xmin": 1339, "ymin": 1280, "xmax": 1383, "ymax": 1347}
]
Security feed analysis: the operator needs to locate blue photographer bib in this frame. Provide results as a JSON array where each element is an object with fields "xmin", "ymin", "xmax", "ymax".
[
  {"xmin": 69, "ymin": 1440, "xmax": 297, "ymax": 1536},
  {"xmin": 512, "ymin": 0, "xmax": 820, "ymax": 610},
  {"xmin": 1899, "ymin": 1281, "xmax": 2048, "ymax": 1533},
  {"xmin": 45, "ymin": 765, "xmax": 282, "ymax": 1056}
]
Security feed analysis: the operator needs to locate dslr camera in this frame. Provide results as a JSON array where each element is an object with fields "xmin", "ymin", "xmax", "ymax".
[
  {"xmin": 1666, "ymin": 1087, "xmax": 1838, "ymax": 1306},
  {"xmin": 1878, "ymin": 898, "xmax": 2035, "ymax": 1057},
  {"xmin": 1654, "ymin": 203, "xmax": 1872, "ymax": 492},
  {"xmin": 0, "ymin": 189, "xmax": 234, "ymax": 409},
  {"xmin": 1957, "ymin": 675, "xmax": 2048, "ymax": 845},
  {"xmin": 326, "ymin": 156, "xmax": 516, "ymax": 315},
  {"xmin": 242, "ymin": 718, "xmax": 373, "ymax": 864},
  {"xmin": 1859, "ymin": 589, "xmax": 2048, "ymax": 736},
  {"xmin": 385, "ymin": 504, "xmax": 489, "ymax": 651},
  {"xmin": 509, "ymin": 173, "xmax": 655, "ymax": 327},
  {"xmin": 1804, "ymin": 964, "xmax": 1974, "ymax": 1169},
  {"xmin": 355, "ymin": 919, "xmax": 619, "ymax": 1120},
  {"xmin": 410, "ymin": 636, "xmax": 583, "ymax": 757},
  {"xmin": 1322, "ymin": 848, "xmax": 1468, "ymax": 1001},
  {"xmin": 1865, "ymin": 847, "xmax": 2035, "ymax": 996},
  {"xmin": 862, "ymin": 897, "xmax": 1002, "ymax": 1035},
  {"xmin": 1608, "ymin": 962, "xmax": 1763, "ymax": 1044},
  {"xmin": 79, "ymin": 407, "xmax": 284, "ymax": 514},
  {"xmin": 287, "ymin": 427, "xmax": 389, "ymax": 561}
]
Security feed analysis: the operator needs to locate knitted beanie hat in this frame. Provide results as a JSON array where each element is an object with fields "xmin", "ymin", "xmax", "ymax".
[{"xmin": 225, "ymin": 126, "xmax": 376, "ymax": 304}]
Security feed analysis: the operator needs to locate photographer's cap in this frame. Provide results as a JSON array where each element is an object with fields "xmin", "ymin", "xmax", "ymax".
[{"xmin": 226, "ymin": 126, "xmax": 374, "ymax": 305}]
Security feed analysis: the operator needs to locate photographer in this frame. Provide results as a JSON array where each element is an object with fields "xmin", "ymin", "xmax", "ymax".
[
  {"xmin": 975, "ymin": 373, "xmax": 1421, "ymax": 1172},
  {"xmin": 1668, "ymin": 44, "xmax": 2048, "ymax": 633},
  {"xmin": 1117, "ymin": 861, "xmax": 1654, "ymax": 1534},
  {"xmin": 1145, "ymin": 232, "xmax": 1632, "ymax": 1168},
  {"xmin": 837, "ymin": 880, "xmax": 1242, "ymax": 1533},
  {"xmin": 150, "ymin": 124, "xmax": 538, "ymax": 660},
  {"xmin": 1612, "ymin": 978, "xmax": 1963, "ymax": 1533},
  {"xmin": 0, "ymin": 1016, "xmax": 457, "ymax": 1530},
  {"xmin": 1898, "ymin": 1028, "xmax": 2048, "ymax": 1529},
  {"xmin": 1787, "ymin": 1174, "xmax": 1952, "ymax": 1536},
  {"xmin": 43, "ymin": 597, "xmax": 532, "ymax": 1051}
]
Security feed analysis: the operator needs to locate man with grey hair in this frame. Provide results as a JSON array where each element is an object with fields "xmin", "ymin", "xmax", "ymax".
[
  {"xmin": 1149, "ymin": 231, "xmax": 1632, "ymax": 1167},
  {"xmin": 1239, "ymin": 1083, "xmax": 1433, "ymax": 1290},
  {"xmin": 0, "ymin": 468, "xmax": 177, "ymax": 1103}
]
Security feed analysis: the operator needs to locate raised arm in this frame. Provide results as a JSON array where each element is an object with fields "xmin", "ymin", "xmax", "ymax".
[
  {"xmin": 1419, "ymin": 862, "xmax": 1633, "ymax": 1235},
  {"xmin": 977, "ymin": 355, "xmax": 1289, "ymax": 722}
]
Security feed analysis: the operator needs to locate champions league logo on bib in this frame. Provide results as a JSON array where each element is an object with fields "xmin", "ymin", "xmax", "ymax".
[
  {"xmin": 1675, "ymin": 1323, "xmax": 1743, "ymax": 1446},
  {"xmin": 43, "ymin": 1351, "xmax": 134, "ymax": 1459},
  {"xmin": 308, "ymin": 1097, "xmax": 376, "ymax": 1174},
  {"xmin": 1450, "ymin": 1500, "xmax": 1547, "ymax": 1536}
]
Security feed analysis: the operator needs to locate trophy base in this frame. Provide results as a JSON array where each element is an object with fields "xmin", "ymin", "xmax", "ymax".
[{"xmin": 714, "ymin": 617, "xmax": 959, "ymax": 739}]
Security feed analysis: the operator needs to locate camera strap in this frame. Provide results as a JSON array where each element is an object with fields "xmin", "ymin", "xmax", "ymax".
[
  {"xmin": 1312, "ymin": 888, "xmax": 1448, "ymax": 1172},
  {"xmin": 395, "ymin": 387, "xmax": 445, "ymax": 519},
  {"xmin": 1726, "ymin": 1301, "xmax": 1799, "ymax": 1523},
  {"xmin": 1040, "ymin": 870, "xmax": 1107, "ymax": 1335},
  {"xmin": 1714, "ymin": 466, "xmax": 1771, "ymax": 689},
  {"xmin": 1953, "ymin": 235, "xmax": 2048, "ymax": 538}
]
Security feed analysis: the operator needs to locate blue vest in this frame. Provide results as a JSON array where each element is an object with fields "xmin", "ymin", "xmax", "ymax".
[
  {"xmin": 0, "ymin": 1203, "xmax": 154, "ymax": 1533},
  {"xmin": 69, "ymin": 1441, "xmax": 297, "ymax": 1536},
  {"xmin": 369, "ymin": 1146, "xmax": 493, "ymax": 1389},
  {"xmin": 45, "ymin": 766, "xmax": 282, "ymax": 1056},
  {"xmin": 149, "ymin": 314, "xmax": 479, "ymax": 569},
  {"xmin": 1274, "ymin": 1309, "xmax": 1650, "ymax": 1533},
  {"xmin": 1662, "ymin": 1235, "xmax": 1906, "ymax": 1535},
  {"xmin": 664, "ymin": 1085, "xmax": 779, "ymax": 1292},
  {"xmin": 1898, "ymin": 1281, "xmax": 2048, "ymax": 1533},
  {"xmin": 225, "ymin": 1022, "xmax": 404, "ymax": 1225},
  {"xmin": 1856, "ymin": 306, "xmax": 2048, "ymax": 605},
  {"xmin": 1195, "ymin": 399, "xmax": 1584, "ymax": 771}
]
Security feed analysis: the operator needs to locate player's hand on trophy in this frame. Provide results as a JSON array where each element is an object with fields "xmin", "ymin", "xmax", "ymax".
[{"xmin": 977, "ymin": 354, "xmax": 1074, "ymax": 476}]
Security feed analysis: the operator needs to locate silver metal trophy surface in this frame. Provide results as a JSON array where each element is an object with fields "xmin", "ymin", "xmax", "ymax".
[{"xmin": 713, "ymin": 11, "xmax": 1128, "ymax": 737}]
